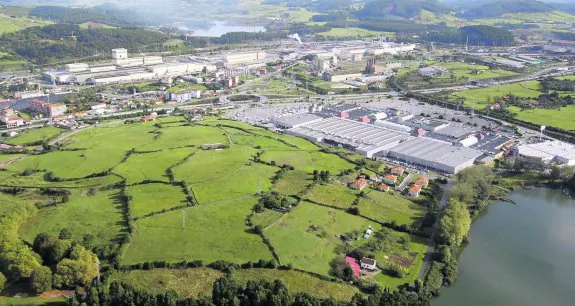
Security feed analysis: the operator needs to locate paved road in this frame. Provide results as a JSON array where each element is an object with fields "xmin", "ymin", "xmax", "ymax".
[{"xmin": 417, "ymin": 179, "xmax": 453, "ymax": 280}]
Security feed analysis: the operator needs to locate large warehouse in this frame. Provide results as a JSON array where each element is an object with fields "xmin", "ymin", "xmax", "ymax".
[
  {"xmin": 514, "ymin": 141, "xmax": 575, "ymax": 166},
  {"xmin": 387, "ymin": 138, "xmax": 484, "ymax": 174},
  {"xmin": 287, "ymin": 117, "xmax": 411, "ymax": 157}
]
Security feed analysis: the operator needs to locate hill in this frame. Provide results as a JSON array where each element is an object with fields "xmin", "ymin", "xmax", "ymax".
[
  {"xmin": 356, "ymin": 0, "xmax": 448, "ymax": 19},
  {"xmin": 459, "ymin": 0, "xmax": 554, "ymax": 18}
]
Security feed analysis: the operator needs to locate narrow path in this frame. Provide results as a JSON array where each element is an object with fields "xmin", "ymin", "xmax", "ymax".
[{"xmin": 417, "ymin": 179, "xmax": 453, "ymax": 280}]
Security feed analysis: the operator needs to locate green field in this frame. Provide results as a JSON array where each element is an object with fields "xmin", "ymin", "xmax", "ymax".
[
  {"xmin": 127, "ymin": 183, "xmax": 189, "ymax": 218},
  {"xmin": 272, "ymin": 170, "xmax": 311, "ymax": 195},
  {"xmin": 358, "ymin": 190, "xmax": 426, "ymax": 226},
  {"xmin": 4, "ymin": 126, "xmax": 63, "ymax": 145},
  {"xmin": 232, "ymin": 268, "xmax": 359, "ymax": 301},
  {"xmin": 260, "ymin": 150, "xmax": 354, "ymax": 174},
  {"xmin": 111, "ymin": 268, "xmax": 225, "ymax": 298},
  {"xmin": 317, "ymin": 27, "xmax": 385, "ymax": 38},
  {"xmin": 305, "ymin": 183, "xmax": 359, "ymax": 209},
  {"xmin": 265, "ymin": 201, "xmax": 380, "ymax": 275},
  {"xmin": 123, "ymin": 196, "xmax": 273, "ymax": 265},
  {"xmin": 20, "ymin": 188, "xmax": 125, "ymax": 250},
  {"xmin": 0, "ymin": 13, "xmax": 51, "ymax": 34},
  {"xmin": 507, "ymin": 105, "xmax": 575, "ymax": 131},
  {"xmin": 436, "ymin": 62, "xmax": 517, "ymax": 80},
  {"xmin": 115, "ymin": 148, "xmax": 194, "ymax": 184}
]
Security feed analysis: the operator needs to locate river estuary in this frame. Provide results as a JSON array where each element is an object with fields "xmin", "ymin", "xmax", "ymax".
[{"xmin": 434, "ymin": 187, "xmax": 575, "ymax": 306}]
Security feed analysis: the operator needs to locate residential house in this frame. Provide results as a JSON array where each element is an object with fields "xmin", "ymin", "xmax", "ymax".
[
  {"xmin": 383, "ymin": 174, "xmax": 397, "ymax": 185},
  {"xmin": 414, "ymin": 177, "xmax": 429, "ymax": 188},
  {"xmin": 4, "ymin": 117, "xmax": 26, "ymax": 128},
  {"xmin": 377, "ymin": 183, "xmax": 390, "ymax": 192},
  {"xmin": 408, "ymin": 185, "xmax": 422, "ymax": 198},
  {"xmin": 350, "ymin": 177, "xmax": 368, "ymax": 190},
  {"xmin": 391, "ymin": 166, "xmax": 405, "ymax": 176},
  {"xmin": 360, "ymin": 258, "xmax": 377, "ymax": 271},
  {"xmin": 345, "ymin": 257, "xmax": 361, "ymax": 278},
  {"xmin": 140, "ymin": 115, "xmax": 156, "ymax": 122}
]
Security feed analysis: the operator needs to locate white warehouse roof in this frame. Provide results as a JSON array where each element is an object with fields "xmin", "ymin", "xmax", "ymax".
[
  {"xmin": 288, "ymin": 117, "xmax": 411, "ymax": 157},
  {"xmin": 516, "ymin": 141, "xmax": 575, "ymax": 165},
  {"xmin": 388, "ymin": 137, "xmax": 484, "ymax": 174}
]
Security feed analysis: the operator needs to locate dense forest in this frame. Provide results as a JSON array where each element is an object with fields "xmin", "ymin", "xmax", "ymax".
[
  {"xmin": 425, "ymin": 25, "xmax": 515, "ymax": 46},
  {"xmin": 29, "ymin": 6, "xmax": 144, "ymax": 27},
  {"xmin": 0, "ymin": 25, "xmax": 173, "ymax": 65},
  {"xmin": 459, "ymin": 0, "xmax": 554, "ymax": 18},
  {"xmin": 356, "ymin": 0, "xmax": 447, "ymax": 19}
]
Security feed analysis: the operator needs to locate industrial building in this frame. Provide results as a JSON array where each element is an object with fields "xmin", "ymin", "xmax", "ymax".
[
  {"xmin": 387, "ymin": 137, "xmax": 484, "ymax": 174},
  {"xmin": 514, "ymin": 141, "xmax": 575, "ymax": 166},
  {"xmin": 273, "ymin": 113, "xmax": 324, "ymax": 129},
  {"xmin": 168, "ymin": 90, "xmax": 202, "ymax": 102},
  {"xmin": 46, "ymin": 49, "xmax": 217, "ymax": 85},
  {"xmin": 287, "ymin": 117, "xmax": 411, "ymax": 158},
  {"xmin": 224, "ymin": 51, "xmax": 266, "ymax": 65},
  {"xmin": 29, "ymin": 99, "xmax": 67, "ymax": 118}
]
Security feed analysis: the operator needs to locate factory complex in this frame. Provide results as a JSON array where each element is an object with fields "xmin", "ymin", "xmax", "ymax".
[
  {"xmin": 514, "ymin": 141, "xmax": 575, "ymax": 166},
  {"xmin": 276, "ymin": 103, "xmax": 512, "ymax": 174}
]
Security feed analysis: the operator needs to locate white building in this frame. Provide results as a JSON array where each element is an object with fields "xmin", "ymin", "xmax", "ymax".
[
  {"xmin": 360, "ymin": 258, "xmax": 377, "ymax": 271},
  {"xmin": 225, "ymin": 51, "xmax": 266, "ymax": 65},
  {"xmin": 515, "ymin": 141, "xmax": 575, "ymax": 166}
]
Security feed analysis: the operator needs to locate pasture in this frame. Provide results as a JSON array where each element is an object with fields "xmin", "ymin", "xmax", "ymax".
[
  {"xmin": 357, "ymin": 190, "xmax": 427, "ymax": 226},
  {"xmin": 305, "ymin": 183, "xmax": 358, "ymax": 209},
  {"xmin": 260, "ymin": 150, "xmax": 354, "ymax": 174},
  {"xmin": 126, "ymin": 183, "xmax": 189, "ymax": 218},
  {"xmin": 436, "ymin": 62, "xmax": 517, "ymax": 80},
  {"xmin": 115, "ymin": 148, "xmax": 194, "ymax": 184},
  {"xmin": 4, "ymin": 126, "xmax": 63, "ymax": 145},
  {"xmin": 112, "ymin": 268, "xmax": 225, "ymax": 298},
  {"xmin": 272, "ymin": 170, "xmax": 311, "ymax": 195},
  {"xmin": 122, "ymin": 196, "xmax": 273, "ymax": 265}
]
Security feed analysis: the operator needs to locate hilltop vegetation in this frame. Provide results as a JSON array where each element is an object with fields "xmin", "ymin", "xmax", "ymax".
[
  {"xmin": 357, "ymin": 0, "xmax": 447, "ymax": 19},
  {"xmin": 460, "ymin": 0, "xmax": 554, "ymax": 18},
  {"xmin": 29, "ymin": 5, "xmax": 144, "ymax": 27}
]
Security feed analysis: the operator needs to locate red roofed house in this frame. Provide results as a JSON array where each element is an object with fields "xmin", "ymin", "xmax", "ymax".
[
  {"xmin": 339, "ymin": 111, "xmax": 350, "ymax": 119},
  {"xmin": 359, "ymin": 116, "xmax": 371, "ymax": 123},
  {"xmin": 140, "ymin": 115, "xmax": 156, "ymax": 122},
  {"xmin": 408, "ymin": 185, "xmax": 422, "ymax": 198},
  {"xmin": 345, "ymin": 257, "xmax": 361, "ymax": 278},
  {"xmin": 391, "ymin": 166, "xmax": 405, "ymax": 176},
  {"xmin": 377, "ymin": 183, "xmax": 390, "ymax": 192},
  {"xmin": 350, "ymin": 177, "xmax": 368, "ymax": 190},
  {"xmin": 383, "ymin": 174, "xmax": 397, "ymax": 185},
  {"xmin": 414, "ymin": 177, "xmax": 429, "ymax": 188}
]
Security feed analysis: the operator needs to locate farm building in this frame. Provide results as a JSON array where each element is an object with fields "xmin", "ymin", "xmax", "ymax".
[
  {"xmin": 387, "ymin": 137, "xmax": 483, "ymax": 174},
  {"xmin": 360, "ymin": 258, "xmax": 377, "ymax": 271},
  {"xmin": 287, "ymin": 117, "xmax": 411, "ymax": 158}
]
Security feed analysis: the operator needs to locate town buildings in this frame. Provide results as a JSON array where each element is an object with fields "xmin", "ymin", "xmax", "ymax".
[{"xmin": 29, "ymin": 99, "xmax": 67, "ymax": 118}]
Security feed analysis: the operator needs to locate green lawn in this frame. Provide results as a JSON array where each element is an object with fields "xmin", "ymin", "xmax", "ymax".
[
  {"xmin": 20, "ymin": 188, "xmax": 126, "ymax": 250},
  {"xmin": 317, "ymin": 27, "xmax": 384, "ymax": 38},
  {"xmin": 250, "ymin": 209, "xmax": 284, "ymax": 229},
  {"xmin": 126, "ymin": 183, "xmax": 189, "ymax": 218},
  {"xmin": 4, "ymin": 126, "xmax": 63, "ymax": 145},
  {"xmin": 232, "ymin": 268, "xmax": 359, "ymax": 301},
  {"xmin": 450, "ymin": 81, "xmax": 543, "ymax": 110},
  {"xmin": 122, "ymin": 196, "xmax": 273, "ymax": 265},
  {"xmin": 260, "ymin": 150, "xmax": 354, "ymax": 174},
  {"xmin": 305, "ymin": 183, "xmax": 358, "ymax": 209},
  {"xmin": 508, "ymin": 105, "xmax": 575, "ymax": 131},
  {"xmin": 0, "ymin": 295, "xmax": 66, "ymax": 305},
  {"xmin": 115, "ymin": 148, "xmax": 194, "ymax": 184},
  {"xmin": 265, "ymin": 201, "xmax": 380, "ymax": 275},
  {"xmin": 436, "ymin": 62, "xmax": 517, "ymax": 80},
  {"xmin": 139, "ymin": 125, "xmax": 228, "ymax": 151},
  {"xmin": 111, "ymin": 268, "xmax": 225, "ymax": 298}
]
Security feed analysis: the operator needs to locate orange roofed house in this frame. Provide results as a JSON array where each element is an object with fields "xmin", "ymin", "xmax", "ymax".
[
  {"xmin": 383, "ymin": 174, "xmax": 397, "ymax": 185},
  {"xmin": 377, "ymin": 183, "xmax": 390, "ymax": 192},
  {"xmin": 350, "ymin": 177, "xmax": 368, "ymax": 190},
  {"xmin": 414, "ymin": 177, "xmax": 429, "ymax": 188},
  {"xmin": 408, "ymin": 185, "xmax": 422, "ymax": 198},
  {"xmin": 391, "ymin": 166, "xmax": 405, "ymax": 176}
]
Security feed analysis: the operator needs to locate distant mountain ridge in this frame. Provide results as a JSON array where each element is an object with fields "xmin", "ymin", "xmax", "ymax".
[{"xmin": 356, "ymin": 0, "xmax": 448, "ymax": 19}]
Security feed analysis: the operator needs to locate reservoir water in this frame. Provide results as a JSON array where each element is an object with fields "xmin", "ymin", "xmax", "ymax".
[
  {"xmin": 434, "ymin": 187, "xmax": 575, "ymax": 306},
  {"xmin": 189, "ymin": 21, "xmax": 266, "ymax": 37}
]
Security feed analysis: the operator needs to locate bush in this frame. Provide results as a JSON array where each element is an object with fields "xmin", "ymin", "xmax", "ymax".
[
  {"xmin": 30, "ymin": 266, "xmax": 53, "ymax": 293},
  {"xmin": 0, "ymin": 272, "xmax": 6, "ymax": 291}
]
